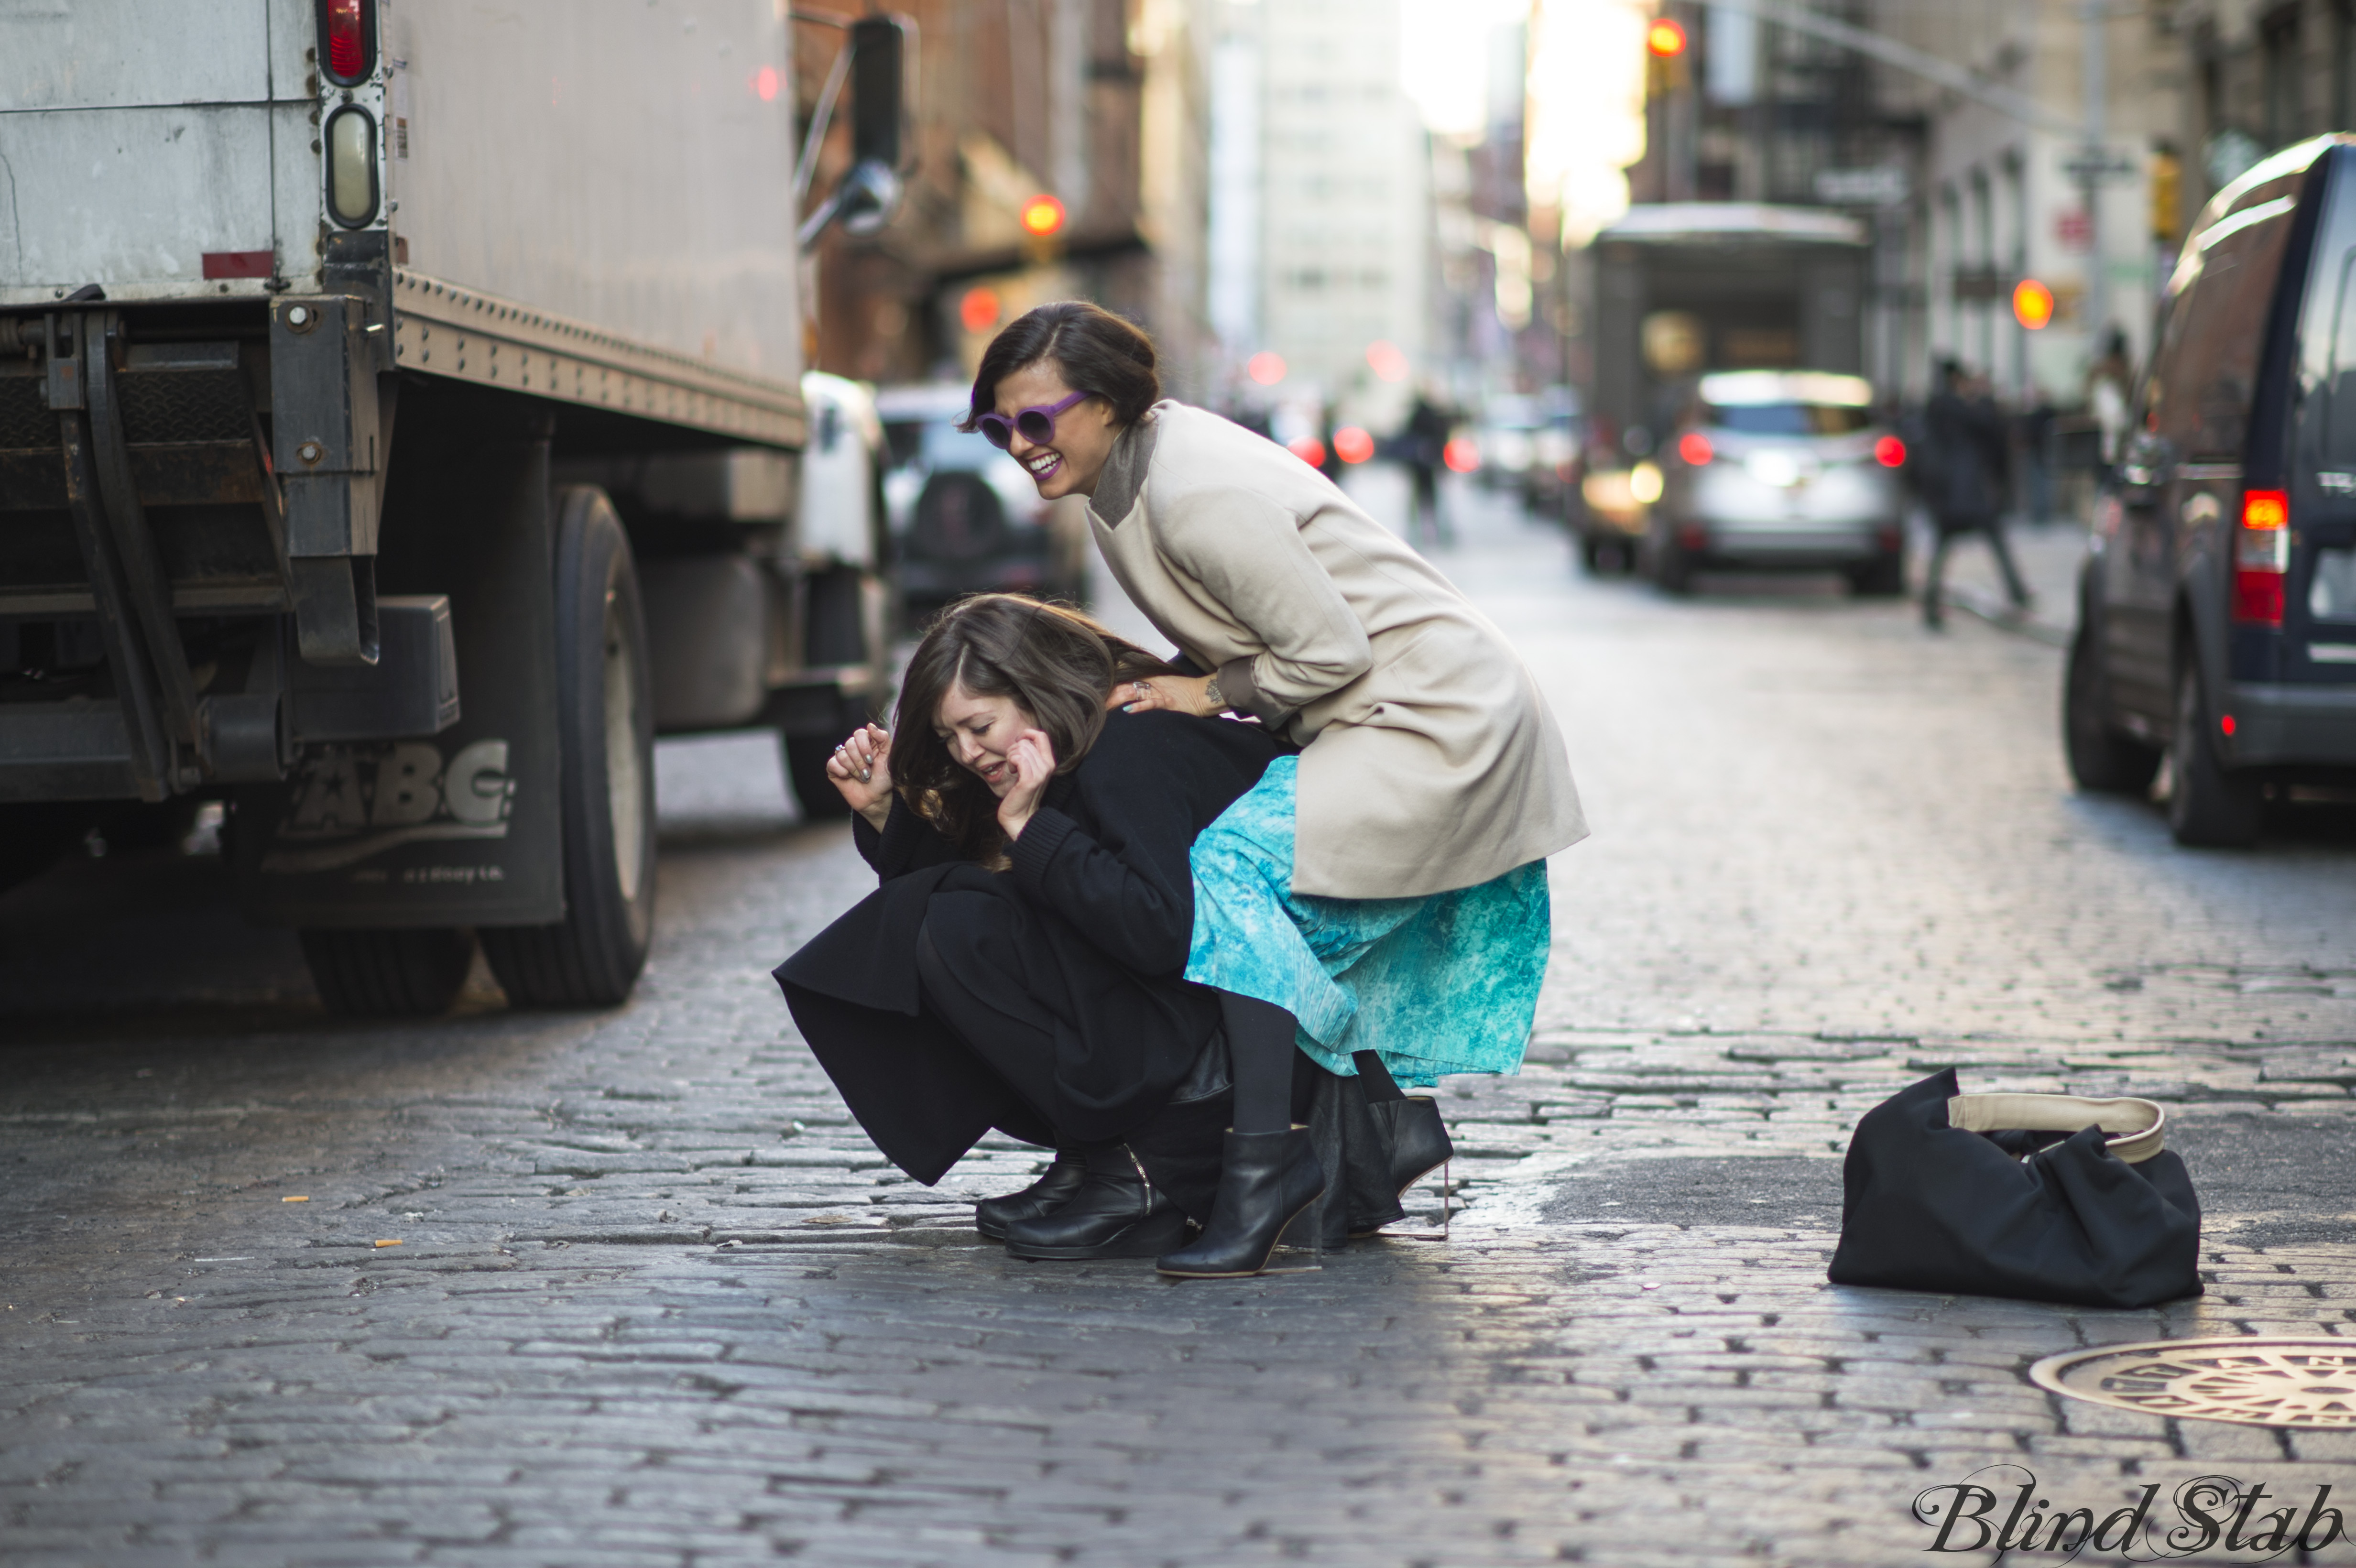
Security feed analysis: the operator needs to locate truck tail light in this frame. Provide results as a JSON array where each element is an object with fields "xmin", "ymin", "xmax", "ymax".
[
  {"xmin": 1677, "ymin": 431, "xmax": 1712, "ymax": 466},
  {"xmin": 318, "ymin": 0, "xmax": 374, "ymax": 85},
  {"xmin": 326, "ymin": 107, "xmax": 379, "ymax": 226},
  {"xmin": 2234, "ymin": 488, "xmax": 2290, "ymax": 626}
]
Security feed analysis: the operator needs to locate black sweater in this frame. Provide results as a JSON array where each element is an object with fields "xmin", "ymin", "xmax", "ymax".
[{"xmin": 776, "ymin": 708, "xmax": 1284, "ymax": 1166}]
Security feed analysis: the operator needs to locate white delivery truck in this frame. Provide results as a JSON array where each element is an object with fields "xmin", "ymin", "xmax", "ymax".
[{"xmin": 0, "ymin": 1, "xmax": 905, "ymax": 1014}]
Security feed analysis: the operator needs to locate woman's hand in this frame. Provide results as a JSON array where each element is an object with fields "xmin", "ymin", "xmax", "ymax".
[
  {"xmin": 824, "ymin": 723, "xmax": 895, "ymax": 830},
  {"xmin": 996, "ymin": 728, "xmax": 1057, "ymax": 841},
  {"xmin": 1115, "ymin": 673, "xmax": 1222, "ymax": 717}
]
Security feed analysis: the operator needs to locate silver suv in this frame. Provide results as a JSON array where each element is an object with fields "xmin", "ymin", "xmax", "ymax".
[{"xmin": 1642, "ymin": 370, "xmax": 1909, "ymax": 595}]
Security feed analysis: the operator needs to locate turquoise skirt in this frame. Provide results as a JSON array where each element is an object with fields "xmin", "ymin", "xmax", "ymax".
[{"xmin": 1183, "ymin": 756, "xmax": 1550, "ymax": 1089}]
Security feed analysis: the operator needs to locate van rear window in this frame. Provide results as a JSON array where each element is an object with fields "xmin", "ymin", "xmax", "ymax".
[
  {"xmin": 1704, "ymin": 403, "xmax": 1871, "ymax": 436},
  {"xmin": 2149, "ymin": 186, "xmax": 2300, "ymax": 461},
  {"xmin": 2313, "ymin": 547, "xmax": 2356, "ymax": 621}
]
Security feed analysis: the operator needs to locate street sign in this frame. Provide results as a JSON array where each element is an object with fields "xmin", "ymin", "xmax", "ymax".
[
  {"xmin": 2063, "ymin": 151, "xmax": 2136, "ymax": 182},
  {"xmin": 1813, "ymin": 165, "xmax": 1909, "ymax": 207},
  {"xmin": 1952, "ymin": 266, "xmax": 2008, "ymax": 302}
]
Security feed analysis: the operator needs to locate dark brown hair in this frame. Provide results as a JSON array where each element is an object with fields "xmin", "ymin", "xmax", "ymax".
[
  {"xmin": 962, "ymin": 301, "xmax": 1161, "ymax": 433},
  {"xmin": 893, "ymin": 593, "xmax": 1179, "ymax": 861}
]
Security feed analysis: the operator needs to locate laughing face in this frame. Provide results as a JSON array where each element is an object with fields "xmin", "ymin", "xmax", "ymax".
[
  {"xmin": 935, "ymin": 684, "xmax": 1038, "ymax": 797},
  {"xmin": 993, "ymin": 359, "xmax": 1121, "ymax": 500}
]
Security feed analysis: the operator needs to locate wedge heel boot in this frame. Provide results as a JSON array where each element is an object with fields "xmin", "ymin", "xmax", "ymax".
[{"xmin": 1156, "ymin": 1127, "xmax": 1326, "ymax": 1279}]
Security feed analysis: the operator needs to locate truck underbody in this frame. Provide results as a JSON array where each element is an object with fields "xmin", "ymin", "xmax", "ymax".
[{"xmin": 0, "ymin": 0, "xmax": 893, "ymax": 1015}]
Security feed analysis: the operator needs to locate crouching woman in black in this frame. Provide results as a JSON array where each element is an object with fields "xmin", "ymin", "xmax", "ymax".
[{"xmin": 772, "ymin": 594, "xmax": 1285, "ymax": 1260}]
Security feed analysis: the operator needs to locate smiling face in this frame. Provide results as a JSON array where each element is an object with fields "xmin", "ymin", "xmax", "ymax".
[
  {"xmin": 994, "ymin": 359, "xmax": 1122, "ymax": 500},
  {"xmin": 935, "ymin": 683, "xmax": 1038, "ymax": 797}
]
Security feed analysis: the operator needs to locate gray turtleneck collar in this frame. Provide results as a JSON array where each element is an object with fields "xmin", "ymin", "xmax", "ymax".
[{"xmin": 1087, "ymin": 413, "xmax": 1158, "ymax": 528}]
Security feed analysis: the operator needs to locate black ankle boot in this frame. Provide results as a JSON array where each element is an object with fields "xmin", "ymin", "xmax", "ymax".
[
  {"xmin": 975, "ymin": 1150, "xmax": 1088, "ymax": 1241},
  {"xmin": 1003, "ymin": 1144, "xmax": 1187, "ymax": 1261},
  {"xmin": 1348, "ymin": 1096, "xmax": 1452, "ymax": 1238},
  {"xmin": 1155, "ymin": 1127, "xmax": 1326, "ymax": 1278},
  {"xmin": 1374, "ymin": 1096, "xmax": 1451, "ymax": 1196}
]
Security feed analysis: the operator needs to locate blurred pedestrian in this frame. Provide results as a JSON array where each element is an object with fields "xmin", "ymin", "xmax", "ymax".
[
  {"xmin": 1403, "ymin": 387, "xmax": 1454, "ymax": 547},
  {"xmin": 1316, "ymin": 403, "xmax": 1344, "ymax": 484},
  {"xmin": 2016, "ymin": 394, "xmax": 2058, "ymax": 525},
  {"xmin": 966, "ymin": 300, "xmax": 1585, "ymax": 1278},
  {"xmin": 1920, "ymin": 359, "xmax": 2029, "ymax": 630},
  {"xmin": 2086, "ymin": 327, "xmax": 2133, "ymax": 484}
]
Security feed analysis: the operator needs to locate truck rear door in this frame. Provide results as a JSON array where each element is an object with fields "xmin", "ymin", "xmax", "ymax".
[{"xmin": 0, "ymin": 0, "xmax": 313, "ymax": 303}]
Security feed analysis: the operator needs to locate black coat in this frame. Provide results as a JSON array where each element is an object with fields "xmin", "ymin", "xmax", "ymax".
[
  {"xmin": 774, "ymin": 708, "xmax": 1286, "ymax": 1184},
  {"xmin": 1923, "ymin": 391, "xmax": 2010, "ymax": 531}
]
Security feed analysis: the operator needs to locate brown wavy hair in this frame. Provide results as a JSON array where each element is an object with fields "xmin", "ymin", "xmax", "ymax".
[{"xmin": 893, "ymin": 594, "xmax": 1180, "ymax": 862}]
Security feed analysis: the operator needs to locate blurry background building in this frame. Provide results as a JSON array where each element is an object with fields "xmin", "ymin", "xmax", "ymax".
[
  {"xmin": 1209, "ymin": 0, "xmax": 1433, "ymax": 440},
  {"xmin": 789, "ymin": 0, "xmax": 2356, "ymax": 535},
  {"xmin": 795, "ymin": 0, "xmax": 1221, "ymax": 399}
]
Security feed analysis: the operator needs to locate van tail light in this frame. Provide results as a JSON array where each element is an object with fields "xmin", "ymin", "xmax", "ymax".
[
  {"xmin": 319, "ymin": 0, "xmax": 374, "ymax": 85},
  {"xmin": 2234, "ymin": 488, "xmax": 2290, "ymax": 625},
  {"xmin": 1677, "ymin": 431, "xmax": 1712, "ymax": 466}
]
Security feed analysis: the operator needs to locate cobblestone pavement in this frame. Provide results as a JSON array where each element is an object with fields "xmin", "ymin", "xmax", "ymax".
[{"xmin": 6, "ymin": 489, "xmax": 2356, "ymax": 1567}]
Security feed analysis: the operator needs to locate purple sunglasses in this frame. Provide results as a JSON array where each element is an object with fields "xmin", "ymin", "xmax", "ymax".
[{"xmin": 974, "ymin": 389, "xmax": 1092, "ymax": 450}]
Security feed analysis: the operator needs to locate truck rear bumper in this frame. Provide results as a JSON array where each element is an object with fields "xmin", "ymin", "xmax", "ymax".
[{"xmin": 2223, "ymin": 680, "xmax": 2356, "ymax": 768}]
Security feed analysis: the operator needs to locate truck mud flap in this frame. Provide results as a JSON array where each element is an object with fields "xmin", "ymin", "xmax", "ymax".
[{"xmin": 234, "ymin": 392, "xmax": 563, "ymax": 927}]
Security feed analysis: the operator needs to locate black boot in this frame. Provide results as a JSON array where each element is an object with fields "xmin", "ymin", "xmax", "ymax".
[
  {"xmin": 1155, "ymin": 1127, "xmax": 1326, "ymax": 1279},
  {"xmin": 1374, "ymin": 1096, "xmax": 1451, "ymax": 1196},
  {"xmin": 1003, "ymin": 1144, "xmax": 1188, "ymax": 1261},
  {"xmin": 975, "ymin": 1149, "xmax": 1087, "ymax": 1241},
  {"xmin": 1349, "ymin": 1096, "xmax": 1452, "ymax": 1238}
]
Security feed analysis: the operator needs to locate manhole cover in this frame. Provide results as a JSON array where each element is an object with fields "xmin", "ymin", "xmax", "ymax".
[{"xmin": 2032, "ymin": 1338, "xmax": 2356, "ymax": 1428}]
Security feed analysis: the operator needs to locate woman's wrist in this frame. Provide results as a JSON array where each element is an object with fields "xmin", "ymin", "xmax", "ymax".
[{"xmin": 858, "ymin": 798, "xmax": 893, "ymax": 832}]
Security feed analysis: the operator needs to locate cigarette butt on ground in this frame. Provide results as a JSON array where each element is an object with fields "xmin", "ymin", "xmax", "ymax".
[
  {"xmin": 373, "ymin": 1239, "xmax": 402, "ymax": 1248},
  {"xmin": 282, "ymin": 1195, "xmax": 308, "ymax": 1202}
]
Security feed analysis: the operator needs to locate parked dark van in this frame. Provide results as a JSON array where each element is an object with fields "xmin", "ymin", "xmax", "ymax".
[{"xmin": 2067, "ymin": 134, "xmax": 2356, "ymax": 844}]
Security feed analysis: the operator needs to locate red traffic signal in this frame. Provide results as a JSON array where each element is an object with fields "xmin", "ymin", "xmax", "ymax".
[
  {"xmin": 1020, "ymin": 195, "xmax": 1066, "ymax": 237},
  {"xmin": 2012, "ymin": 278, "xmax": 2055, "ymax": 330}
]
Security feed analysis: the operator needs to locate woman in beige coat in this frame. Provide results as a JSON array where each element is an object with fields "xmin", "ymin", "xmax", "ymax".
[{"xmin": 963, "ymin": 302, "xmax": 1586, "ymax": 1278}]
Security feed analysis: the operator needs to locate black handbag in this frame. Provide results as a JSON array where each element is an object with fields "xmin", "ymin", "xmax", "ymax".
[{"xmin": 1827, "ymin": 1068, "xmax": 2202, "ymax": 1309}]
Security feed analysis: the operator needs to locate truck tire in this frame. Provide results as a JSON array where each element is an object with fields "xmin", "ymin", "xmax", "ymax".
[
  {"xmin": 0, "ymin": 804, "xmax": 90, "ymax": 895},
  {"xmin": 1653, "ymin": 534, "xmax": 1695, "ymax": 595},
  {"xmin": 1581, "ymin": 534, "xmax": 1630, "ymax": 576},
  {"xmin": 1847, "ymin": 549, "xmax": 1906, "ymax": 598},
  {"xmin": 480, "ymin": 488, "xmax": 657, "ymax": 1007},
  {"xmin": 2063, "ymin": 619, "xmax": 2160, "ymax": 795},
  {"xmin": 300, "ymin": 928, "xmax": 477, "ymax": 1017},
  {"xmin": 2166, "ymin": 661, "xmax": 2262, "ymax": 847},
  {"xmin": 783, "ymin": 714, "xmax": 860, "ymax": 822},
  {"xmin": 908, "ymin": 471, "xmax": 1008, "ymax": 563}
]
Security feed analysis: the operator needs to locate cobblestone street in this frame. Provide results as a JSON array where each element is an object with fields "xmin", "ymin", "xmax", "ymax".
[{"xmin": 7, "ymin": 496, "xmax": 2356, "ymax": 1566}]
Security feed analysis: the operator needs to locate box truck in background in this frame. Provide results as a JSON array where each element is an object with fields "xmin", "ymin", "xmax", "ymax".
[
  {"xmin": 0, "ymin": 0, "xmax": 908, "ymax": 1014},
  {"xmin": 1578, "ymin": 204, "xmax": 1869, "ymax": 569}
]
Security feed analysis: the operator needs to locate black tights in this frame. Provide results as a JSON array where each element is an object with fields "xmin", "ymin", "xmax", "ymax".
[{"xmin": 1217, "ymin": 991, "xmax": 1404, "ymax": 1135}]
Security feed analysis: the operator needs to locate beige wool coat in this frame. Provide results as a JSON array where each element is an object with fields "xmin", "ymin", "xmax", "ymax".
[{"xmin": 1084, "ymin": 402, "xmax": 1586, "ymax": 900}]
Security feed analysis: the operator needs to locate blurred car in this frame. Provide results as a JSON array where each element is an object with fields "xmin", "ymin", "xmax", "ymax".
[
  {"xmin": 1640, "ymin": 370, "xmax": 1908, "ymax": 595},
  {"xmin": 1473, "ymin": 394, "xmax": 1540, "ymax": 494},
  {"xmin": 1524, "ymin": 385, "xmax": 1586, "ymax": 521},
  {"xmin": 875, "ymin": 383, "xmax": 1086, "ymax": 610},
  {"xmin": 2067, "ymin": 134, "xmax": 2356, "ymax": 847}
]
